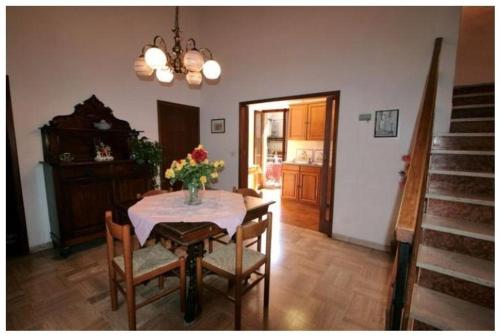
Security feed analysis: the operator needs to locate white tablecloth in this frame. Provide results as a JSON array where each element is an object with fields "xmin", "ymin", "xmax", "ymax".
[{"xmin": 128, "ymin": 190, "xmax": 247, "ymax": 245}]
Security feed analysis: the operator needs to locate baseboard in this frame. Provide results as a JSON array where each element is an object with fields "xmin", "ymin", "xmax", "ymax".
[
  {"xmin": 332, "ymin": 233, "xmax": 390, "ymax": 252},
  {"xmin": 29, "ymin": 241, "xmax": 53, "ymax": 254}
]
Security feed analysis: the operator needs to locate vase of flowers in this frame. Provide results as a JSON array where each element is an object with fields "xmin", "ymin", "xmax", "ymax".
[{"xmin": 165, "ymin": 145, "xmax": 224, "ymax": 205}]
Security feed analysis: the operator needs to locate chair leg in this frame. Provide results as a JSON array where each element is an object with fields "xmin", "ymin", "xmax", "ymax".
[
  {"xmin": 158, "ymin": 275, "xmax": 164, "ymax": 290},
  {"xmin": 126, "ymin": 282, "xmax": 136, "ymax": 330},
  {"xmin": 196, "ymin": 257, "xmax": 203, "ymax": 308},
  {"xmin": 208, "ymin": 238, "xmax": 213, "ymax": 253},
  {"xmin": 109, "ymin": 269, "xmax": 118, "ymax": 311},
  {"xmin": 264, "ymin": 263, "xmax": 270, "ymax": 309},
  {"xmin": 179, "ymin": 257, "xmax": 186, "ymax": 313},
  {"xmin": 234, "ymin": 276, "xmax": 242, "ymax": 330}
]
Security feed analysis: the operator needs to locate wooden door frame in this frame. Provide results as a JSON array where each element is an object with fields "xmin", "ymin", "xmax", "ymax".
[
  {"xmin": 239, "ymin": 91, "xmax": 340, "ymax": 237},
  {"xmin": 6, "ymin": 75, "xmax": 30, "ymax": 255}
]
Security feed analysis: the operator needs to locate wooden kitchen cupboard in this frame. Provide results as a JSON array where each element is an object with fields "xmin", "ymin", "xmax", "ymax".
[
  {"xmin": 281, "ymin": 164, "xmax": 321, "ymax": 205},
  {"xmin": 41, "ymin": 95, "xmax": 152, "ymax": 256},
  {"xmin": 287, "ymin": 102, "xmax": 326, "ymax": 140}
]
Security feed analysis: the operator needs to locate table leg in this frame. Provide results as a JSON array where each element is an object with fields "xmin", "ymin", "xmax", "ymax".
[{"xmin": 184, "ymin": 241, "xmax": 204, "ymax": 323}]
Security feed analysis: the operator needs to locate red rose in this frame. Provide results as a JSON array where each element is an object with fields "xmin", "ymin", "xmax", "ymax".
[
  {"xmin": 402, "ymin": 155, "xmax": 411, "ymax": 162},
  {"xmin": 191, "ymin": 148, "xmax": 208, "ymax": 163}
]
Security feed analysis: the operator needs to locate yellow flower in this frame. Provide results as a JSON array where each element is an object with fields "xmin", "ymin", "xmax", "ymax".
[
  {"xmin": 210, "ymin": 172, "xmax": 218, "ymax": 179},
  {"xmin": 203, "ymin": 159, "xmax": 209, "ymax": 164},
  {"xmin": 187, "ymin": 153, "xmax": 192, "ymax": 160},
  {"xmin": 165, "ymin": 168, "xmax": 175, "ymax": 179},
  {"xmin": 176, "ymin": 161, "xmax": 185, "ymax": 171},
  {"xmin": 170, "ymin": 160, "xmax": 177, "ymax": 169},
  {"xmin": 190, "ymin": 159, "xmax": 197, "ymax": 166},
  {"xmin": 196, "ymin": 144, "xmax": 204, "ymax": 150},
  {"xmin": 218, "ymin": 160, "xmax": 225, "ymax": 168},
  {"xmin": 200, "ymin": 176, "xmax": 207, "ymax": 184}
]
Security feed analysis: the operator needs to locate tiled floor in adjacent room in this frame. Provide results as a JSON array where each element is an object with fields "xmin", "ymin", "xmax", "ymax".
[{"xmin": 6, "ymin": 200, "xmax": 392, "ymax": 330}]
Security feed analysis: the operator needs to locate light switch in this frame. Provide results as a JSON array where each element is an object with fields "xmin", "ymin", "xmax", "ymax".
[{"xmin": 359, "ymin": 113, "xmax": 371, "ymax": 122}]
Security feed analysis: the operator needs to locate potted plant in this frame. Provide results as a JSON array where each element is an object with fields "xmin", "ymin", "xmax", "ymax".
[
  {"xmin": 130, "ymin": 136, "xmax": 162, "ymax": 188},
  {"xmin": 165, "ymin": 144, "xmax": 224, "ymax": 205}
]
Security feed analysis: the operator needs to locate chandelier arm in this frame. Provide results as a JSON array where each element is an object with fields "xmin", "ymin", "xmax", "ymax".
[
  {"xmin": 153, "ymin": 35, "xmax": 168, "ymax": 51},
  {"xmin": 199, "ymin": 48, "xmax": 214, "ymax": 60},
  {"xmin": 186, "ymin": 38, "xmax": 198, "ymax": 51}
]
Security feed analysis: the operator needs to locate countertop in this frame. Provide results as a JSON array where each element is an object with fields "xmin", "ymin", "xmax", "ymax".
[{"xmin": 282, "ymin": 161, "xmax": 323, "ymax": 167}]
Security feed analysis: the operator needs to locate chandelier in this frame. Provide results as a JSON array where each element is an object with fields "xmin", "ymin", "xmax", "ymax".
[{"xmin": 134, "ymin": 7, "xmax": 221, "ymax": 86}]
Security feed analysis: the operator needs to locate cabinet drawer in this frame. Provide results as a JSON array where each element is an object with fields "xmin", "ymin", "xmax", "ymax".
[
  {"xmin": 282, "ymin": 164, "xmax": 300, "ymax": 171},
  {"xmin": 59, "ymin": 165, "xmax": 111, "ymax": 180},
  {"xmin": 300, "ymin": 166, "xmax": 321, "ymax": 174},
  {"xmin": 113, "ymin": 163, "xmax": 149, "ymax": 177}
]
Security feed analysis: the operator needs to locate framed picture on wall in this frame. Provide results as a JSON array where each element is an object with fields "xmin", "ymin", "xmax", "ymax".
[
  {"xmin": 374, "ymin": 109, "xmax": 399, "ymax": 137},
  {"xmin": 211, "ymin": 118, "xmax": 225, "ymax": 133}
]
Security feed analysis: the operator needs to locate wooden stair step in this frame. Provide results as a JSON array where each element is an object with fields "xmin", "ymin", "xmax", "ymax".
[
  {"xmin": 451, "ymin": 117, "xmax": 494, "ymax": 122},
  {"xmin": 417, "ymin": 245, "xmax": 494, "ymax": 287},
  {"xmin": 410, "ymin": 285, "xmax": 494, "ymax": 330},
  {"xmin": 452, "ymin": 105, "xmax": 494, "ymax": 111},
  {"xmin": 422, "ymin": 214, "xmax": 494, "ymax": 241},
  {"xmin": 425, "ymin": 193, "xmax": 494, "ymax": 207},
  {"xmin": 436, "ymin": 132, "xmax": 494, "ymax": 137},
  {"xmin": 428, "ymin": 169, "xmax": 494, "ymax": 178},
  {"xmin": 431, "ymin": 149, "xmax": 494, "ymax": 155},
  {"xmin": 453, "ymin": 83, "xmax": 494, "ymax": 95},
  {"xmin": 453, "ymin": 92, "xmax": 494, "ymax": 98}
]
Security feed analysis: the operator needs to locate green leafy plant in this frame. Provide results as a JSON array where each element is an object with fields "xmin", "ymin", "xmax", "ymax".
[{"xmin": 130, "ymin": 136, "xmax": 163, "ymax": 188}]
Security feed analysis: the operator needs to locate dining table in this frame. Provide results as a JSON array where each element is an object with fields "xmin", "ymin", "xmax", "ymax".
[{"xmin": 113, "ymin": 191, "xmax": 275, "ymax": 323}]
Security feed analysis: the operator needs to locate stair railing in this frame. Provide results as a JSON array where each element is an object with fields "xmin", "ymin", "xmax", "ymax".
[{"xmin": 386, "ymin": 37, "xmax": 443, "ymax": 330}]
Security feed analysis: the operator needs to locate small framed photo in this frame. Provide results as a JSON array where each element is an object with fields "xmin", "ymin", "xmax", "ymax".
[
  {"xmin": 374, "ymin": 109, "xmax": 399, "ymax": 138},
  {"xmin": 211, "ymin": 118, "xmax": 225, "ymax": 134},
  {"xmin": 295, "ymin": 149, "xmax": 313, "ymax": 162}
]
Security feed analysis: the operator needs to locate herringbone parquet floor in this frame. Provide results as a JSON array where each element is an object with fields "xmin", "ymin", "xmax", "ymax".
[{"xmin": 6, "ymin": 198, "xmax": 392, "ymax": 330}]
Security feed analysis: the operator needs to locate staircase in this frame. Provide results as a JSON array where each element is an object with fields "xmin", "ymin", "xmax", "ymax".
[{"xmin": 408, "ymin": 83, "xmax": 495, "ymax": 330}]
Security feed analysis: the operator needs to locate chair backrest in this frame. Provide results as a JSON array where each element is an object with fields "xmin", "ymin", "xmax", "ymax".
[
  {"xmin": 232, "ymin": 187, "xmax": 263, "ymax": 198},
  {"xmin": 235, "ymin": 212, "xmax": 272, "ymax": 276},
  {"xmin": 142, "ymin": 189, "xmax": 169, "ymax": 197},
  {"xmin": 105, "ymin": 211, "xmax": 134, "ymax": 280}
]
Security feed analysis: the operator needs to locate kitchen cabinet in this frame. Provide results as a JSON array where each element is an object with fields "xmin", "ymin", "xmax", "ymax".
[
  {"xmin": 281, "ymin": 163, "xmax": 321, "ymax": 205},
  {"xmin": 287, "ymin": 102, "xmax": 326, "ymax": 140}
]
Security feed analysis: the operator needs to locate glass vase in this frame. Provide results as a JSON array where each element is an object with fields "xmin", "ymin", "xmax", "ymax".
[{"xmin": 183, "ymin": 183, "xmax": 203, "ymax": 205}]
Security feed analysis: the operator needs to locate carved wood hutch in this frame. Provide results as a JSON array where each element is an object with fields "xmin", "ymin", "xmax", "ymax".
[{"xmin": 41, "ymin": 95, "xmax": 152, "ymax": 255}]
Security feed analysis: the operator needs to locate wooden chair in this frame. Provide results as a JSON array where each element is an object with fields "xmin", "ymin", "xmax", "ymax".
[
  {"xmin": 196, "ymin": 212, "xmax": 272, "ymax": 330},
  {"xmin": 209, "ymin": 187, "xmax": 264, "ymax": 252},
  {"xmin": 105, "ymin": 211, "xmax": 186, "ymax": 330}
]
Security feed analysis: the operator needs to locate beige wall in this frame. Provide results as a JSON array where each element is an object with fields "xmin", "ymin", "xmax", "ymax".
[
  {"xmin": 454, "ymin": 7, "xmax": 494, "ymax": 85},
  {"xmin": 198, "ymin": 7, "xmax": 460, "ymax": 249},
  {"xmin": 7, "ymin": 7, "xmax": 202, "ymax": 248},
  {"xmin": 7, "ymin": 6, "xmax": 461, "ymax": 250}
]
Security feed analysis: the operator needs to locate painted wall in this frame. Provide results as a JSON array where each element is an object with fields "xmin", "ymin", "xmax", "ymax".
[
  {"xmin": 7, "ymin": 7, "xmax": 202, "ymax": 248},
  {"xmin": 198, "ymin": 7, "xmax": 460, "ymax": 249},
  {"xmin": 454, "ymin": 7, "xmax": 494, "ymax": 85},
  {"xmin": 7, "ymin": 6, "xmax": 461, "ymax": 250}
]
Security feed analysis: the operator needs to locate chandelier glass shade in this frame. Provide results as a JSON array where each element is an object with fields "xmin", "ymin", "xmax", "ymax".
[{"xmin": 134, "ymin": 7, "xmax": 221, "ymax": 86}]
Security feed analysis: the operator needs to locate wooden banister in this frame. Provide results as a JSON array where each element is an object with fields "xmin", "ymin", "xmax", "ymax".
[
  {"xmin": 395, "ymin": 37, "xmax": 443, "ymax": 243},
  {"xmin": 387, "ymin": 37, "xmax": 443, "ymax": 330}
]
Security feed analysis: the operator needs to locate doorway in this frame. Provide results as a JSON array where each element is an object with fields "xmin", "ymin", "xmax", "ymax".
[
  {"xmin": 157, "ymin": 100, "xmax": 200, "ymax": 190},
  {"xmin": 239, "ymin": 91, "xmax": 340, "ymax": 236}
]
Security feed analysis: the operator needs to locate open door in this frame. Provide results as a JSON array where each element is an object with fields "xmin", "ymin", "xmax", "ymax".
[{"xmin": 319, "ymin": 95, "xmax": 339, "ymax": 236}]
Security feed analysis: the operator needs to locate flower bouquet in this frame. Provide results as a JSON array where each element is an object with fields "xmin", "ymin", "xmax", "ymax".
[{"xmin": 165, "ymin": 145, "xmax": 224, "ymax": 205}]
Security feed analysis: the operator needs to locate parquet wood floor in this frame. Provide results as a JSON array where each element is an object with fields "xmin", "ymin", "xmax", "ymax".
[{"xmin": 6, "ymin": 200, "xmax": 392, "ymax": 330}]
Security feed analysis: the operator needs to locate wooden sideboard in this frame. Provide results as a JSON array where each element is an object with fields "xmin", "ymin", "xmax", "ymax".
[{"xmin": 41, "ymin": 95, "xmax": 152, "ymax": 256}]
